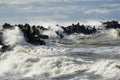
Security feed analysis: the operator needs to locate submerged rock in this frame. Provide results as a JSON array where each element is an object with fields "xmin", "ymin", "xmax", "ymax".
[
  {"xmin": 0, "ymin": 45, "xmax": 12, "ymax": 52},
  {"xmin": 55, "ymin": 31, "xmax": 64, "ymax": 38}
]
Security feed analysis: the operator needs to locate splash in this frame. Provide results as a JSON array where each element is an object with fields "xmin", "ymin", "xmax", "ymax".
[
  {"xmin": 42, "ymin": 25, "xmax": 64, "ymax": 39},
  {"xmin": 0, "ymin": 46, "xmax": 120, "ymax": 79},
  {"xmin": 2, "ymin": 26, "xmax": 26, "ymax": 46},
  {"xmin": 0, "ymin": 21, "xmax": 120, "ymax": 80}
]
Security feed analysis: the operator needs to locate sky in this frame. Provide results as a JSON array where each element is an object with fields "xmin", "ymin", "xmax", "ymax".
[{"xmin": 0, "ymin": 0, "xmax": 120, "ymax": 25}]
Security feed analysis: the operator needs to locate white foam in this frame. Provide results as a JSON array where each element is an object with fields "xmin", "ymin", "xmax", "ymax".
[
  {"xmin": 64, "ymin": 33, "xmax": 92, "ymax": 41},
  {"xmin": 2, "ymin": 26, "xmax": 26, "ymax": 46},
  {"xmin": 42, "ymin": 25, "xmax": 63, "ymax": 39},
  {"xmin": 0, "ymin": 45, "xmax": 120, "ymax": 79},
  {"xmin": 98, "ymin": 29, "xmax": 119, "ymax": 40},
  {"xmin": 77, "ymin": 29, "xmax": 120, "ymax": 44},
  {"xmin": 87, "ymin": 60, "xmax": 120, "ymax": 78},
  {"xmin": 0, "ymin": 45, "xmax": 84, "ymax": 78},
  {"xmin": 0, "ymin": 21, "xmax": 120, "ymax": 80}
]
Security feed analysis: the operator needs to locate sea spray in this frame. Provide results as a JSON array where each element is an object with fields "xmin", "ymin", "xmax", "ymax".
[
  {"xmin": 0, "ymin": 21, "xmax": 120, "ymax": 80},
  {"xmin": 42, "ymin": 25, "xmax": 64, "ymax": 39},
  {"xmin": 77, "ymin": 29, "xmax": 120, "ymax": 45},
  {"xmin": 87, "ymin": 60, "xmax": 120, "ymax": 78},
  {"xmin": 2, "ymin": 26, "xmax": 26, "ymax": 46},
  {"xmin": 1, "ymin": 46, "xmax": 120, "ymax": 79}
]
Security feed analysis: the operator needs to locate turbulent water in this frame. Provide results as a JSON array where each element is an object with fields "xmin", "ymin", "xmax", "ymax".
[{"xmin": 0, "ymin": 24, "xmax": 120, "ymax": 80}]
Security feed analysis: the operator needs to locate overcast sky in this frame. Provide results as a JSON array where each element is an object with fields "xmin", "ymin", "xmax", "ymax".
[{"xmin": 0, "ymin": 0, "xmax": 120, "ymax": 25}]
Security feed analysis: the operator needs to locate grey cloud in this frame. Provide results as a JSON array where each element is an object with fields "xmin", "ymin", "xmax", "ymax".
[
  {"xmin": 0, "ymin": 0, "xmax": 101, "ymax": 4},
  {"xmin": 102, "ymin": 3, "xmax": 120, "ymax": 7},
  {"xmin": 84, "ymin": 9, "xmax": 111, "ymax": 14},
  {"xmin": 19, "ymin": 5, "xmax": 85, "ymax": 15}
]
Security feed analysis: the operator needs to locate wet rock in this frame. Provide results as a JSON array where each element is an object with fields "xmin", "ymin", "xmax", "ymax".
[
  {"xmin": 102, "ymin": 20, "xmax": 120, "ymax": 29},
  {"xmin": 0, "ymin": 31, "xmax": 3, "ymax": 45},
  {"xmin": 0, "ymin": 45, "xmax": 12, "ymax": 52},
  {"xmin": 18, "ymin": 24, "xmax": 47, "ymax": 45},
  {"xmin": 61, "ymin": 23, "xmax": 97, "ymax": 35},
  {"xmin": 39, "ymin": 35, "xmax": 49, "ymax": 39},
  {"xmin": 55, "ymin": 31, "xmax": 64, "ymax": 38},
  {"xmin": 3, "ymin": 23, "xmax": 14, "ymax": 29}
]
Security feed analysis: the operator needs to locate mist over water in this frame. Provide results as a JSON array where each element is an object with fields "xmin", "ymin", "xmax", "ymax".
[
  {"xmin": 0, "ymin": 21, "xmax": 120, "ymax": 80},
  {"xmin": 3, "ymin": 27, "xmax": 26, "ymax": 46}
]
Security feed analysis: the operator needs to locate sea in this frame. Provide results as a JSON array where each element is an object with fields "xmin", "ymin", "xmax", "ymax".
[{"xmin": 0, "ymin": 22, "xmax": 120, "ymax": 80}]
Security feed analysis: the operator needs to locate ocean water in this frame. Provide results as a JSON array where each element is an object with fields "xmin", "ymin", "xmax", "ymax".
[{"xmin": 0, "ymin": 24, "xmax": 120, "ymax": 80}]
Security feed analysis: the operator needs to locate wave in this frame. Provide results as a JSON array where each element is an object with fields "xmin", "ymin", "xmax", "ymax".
[
  {"xmin": 0, "ymin": 20, "xmax": 119, "ymax": 52},
  {"xmin": 0, "ymin": 45, "xmax": 120, "ymax": 79},
  {"xmin": 3, "ymin": 26, "xmax": 26, "ymax": 46},
  {"xmin": 0, "ymin": 20, "xmax": 120, "ymax": 79},
  {"xmin": 78, "ymin": 29, "xmax": 120, "ymax": 44},
  {"xmin": 0, "ymin": 22, "xmax": 119, "ymax": 56}
]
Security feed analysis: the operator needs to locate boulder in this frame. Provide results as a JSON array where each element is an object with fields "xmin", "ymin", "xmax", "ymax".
[{"xmin": 0, "ymin": 45, "xmax": 12, "ymax": 52}]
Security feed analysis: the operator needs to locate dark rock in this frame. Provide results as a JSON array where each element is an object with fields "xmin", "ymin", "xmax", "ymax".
[
  {"xmin": 39, "ymin": 35, "xmax": 49, "ymax": 39},
  {"xmin": 0, "ymin": 45, "xmax": 12, "ymax": 52},
  {"xmin": 33, "ymin": 36, "xmax": 46, "ymax": 45},
  {"xmin": 17, "ymin": 24, "xmax": 47, "ymax": 45},
  {"xmin": 3, "ymin": 23, "xmax": 14, "ymax": 29},
  {"xmin": 102, "ymin": 20, "xmax": 120, "ymax": 29},
  {"xmin": 0, "ymin": 31, "xmax": 3, "ymax": 45},
  {"xmin": 61, "ymin": 23, "xmax": 97, "ymax": 35},
  {"xmin": 55, "ymin": 31, "xmax": 64, "ymax": 38}
]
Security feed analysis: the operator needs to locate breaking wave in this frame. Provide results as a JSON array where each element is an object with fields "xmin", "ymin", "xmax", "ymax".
[
  {"xmin": 2, "ymin": 26, "xmax": 26, "ymax": 46},
  {"xmin": 0, "ymin": 20, "xmax": 120, "ymax": 80},
  {"xmin": 0, "ymin": 45, "xmax": 120, "ymax": 80}
]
